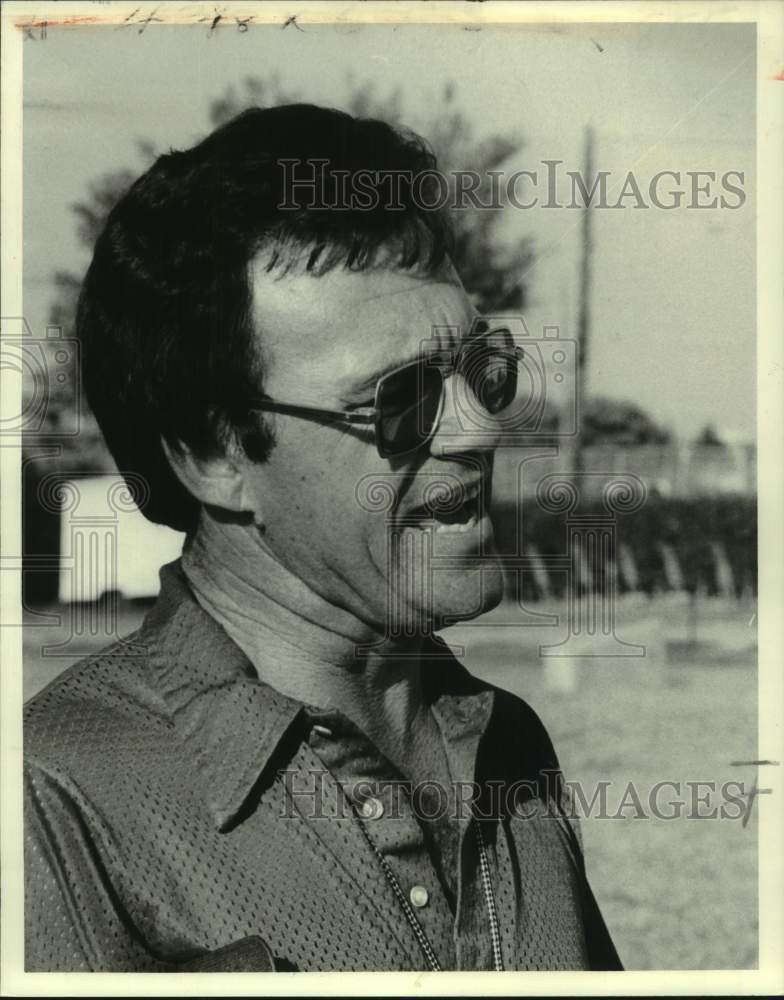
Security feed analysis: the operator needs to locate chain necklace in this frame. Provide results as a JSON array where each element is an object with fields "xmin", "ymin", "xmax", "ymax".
[
  {"xmin": 473, "ymin": 818, "xmax": 504, "ymax": 971},
  {"xmin": 355, "ymin": 809, "xmax": 504, "ymax": 972}
]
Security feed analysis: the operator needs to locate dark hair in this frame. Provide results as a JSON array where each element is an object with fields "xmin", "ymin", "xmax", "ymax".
[{"xmin": 77, "ymin": 104, "xmax": 453, "ymax": 532}]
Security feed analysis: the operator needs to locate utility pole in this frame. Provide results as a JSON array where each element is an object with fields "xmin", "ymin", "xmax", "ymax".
[{"xmin": 574, "ymin": 125, "xmax": 595, "ymax": 475}]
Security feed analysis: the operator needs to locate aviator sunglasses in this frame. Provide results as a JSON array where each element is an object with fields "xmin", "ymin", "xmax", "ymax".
[{"xmin": 250, "ymin": 323, "xmax": 523, "ymax": 458}]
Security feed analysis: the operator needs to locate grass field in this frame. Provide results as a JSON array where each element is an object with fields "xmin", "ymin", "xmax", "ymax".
[
  {"xmin": 450, "ymin": 592, "xmax": 758, "ymax": 971},
  {"xmin": 23, "ymin": 591, "xmax": 758, "ymax": 970}
]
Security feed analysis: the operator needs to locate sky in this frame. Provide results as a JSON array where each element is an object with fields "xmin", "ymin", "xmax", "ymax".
[{"xmin": 22, "ymin": 20, "xmax": 756, "ymax": 440}]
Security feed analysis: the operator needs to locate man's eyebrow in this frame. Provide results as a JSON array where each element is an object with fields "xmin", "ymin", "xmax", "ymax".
[
  {"xmin": 345, "ymin": 320, "xmax": 491, "ymax": 399},
  {"xmin": 346, "ymin": 339, "xmax": 467, "ymax": 400},
  {"xmin": 347, "ymin": 350, "xmax": 430, "ymax": 399}
]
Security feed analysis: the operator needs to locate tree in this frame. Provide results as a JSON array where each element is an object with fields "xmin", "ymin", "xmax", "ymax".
[
  {"xmin": 696, "ymin": 423, "xmax": 725, "ymax": 447},
  {"xmin": 208, "ymin": 75, "xmax": 533, "ymax": 312},
  {"xmin": 579, "ymin": 396, "xmax": 671, "ymax": 447},
  {"xmin": 37, "ymin": 167, "xmax": 148, "ymax": 464}
]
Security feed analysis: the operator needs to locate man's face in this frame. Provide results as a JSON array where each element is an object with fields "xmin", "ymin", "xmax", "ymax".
[{"xmin": 240, "ymin": 254, "xmax": 506, "ymax": 639}]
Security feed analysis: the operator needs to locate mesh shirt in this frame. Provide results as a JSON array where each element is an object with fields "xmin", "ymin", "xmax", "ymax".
[{"xmin": 24, "ymin": 560, "xmax": 621, "ymax": 972}]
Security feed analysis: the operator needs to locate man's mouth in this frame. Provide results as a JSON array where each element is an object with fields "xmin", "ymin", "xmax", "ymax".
[
  {"xmin": 404, "ymin": 479, "xmax": 485, "ymax": 534},
  {"xmin": 429, "ymin": 493, "xmax": 480, "ymax": 533}
]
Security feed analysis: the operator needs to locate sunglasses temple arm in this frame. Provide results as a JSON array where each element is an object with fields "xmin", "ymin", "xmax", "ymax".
[{"xmin": 250, "ymin": 400, "xmax": 375, "ymax": 425}]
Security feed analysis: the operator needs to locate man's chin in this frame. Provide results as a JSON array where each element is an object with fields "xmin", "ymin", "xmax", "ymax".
[
  {"xmin": 383, "ymin": 553, "xmax": 505, "ymax": 636},
  {"xmin": 441, "ymin": 566, "xmax": 504, "ymax": 624},
  {"xmin": 416, "ymin": 563, "xmax": 505, "ymax": 632}
]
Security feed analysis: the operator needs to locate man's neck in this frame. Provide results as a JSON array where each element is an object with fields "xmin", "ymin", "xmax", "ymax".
[{"xmin": 181, "ymin": 510, "xmax": 432, "ymax": 765}]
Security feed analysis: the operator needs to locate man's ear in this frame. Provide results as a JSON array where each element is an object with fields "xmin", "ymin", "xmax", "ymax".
[{"xmin": 160, "ymin": 436, "xmax": 253, "ymax": 514}]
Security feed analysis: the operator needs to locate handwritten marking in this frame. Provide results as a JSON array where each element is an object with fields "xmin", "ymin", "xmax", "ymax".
[
  {"xmin": 283, "ymin": 14, "xmax": 303, "ymax": 31},
  {"xmin": 198, "ymin": 6, "xmax": 226, "ymax": 32},
  {"xmin": 741, "ymin": 780, "xmax": 772, "ymax": 828},
  {"xmin": 729, "ymin": 760, "xmax": 778, "ymax": 826},
  {"xmin": 591, "ymin": 38, "xmax": 604, "ymax": 53},
  {"xmin": 20, "ymin": 15, "xmax": 103, "ymax": 33},
  {"xmin": 21, "ymin": 19, "xmax": 47, "ymax": 40},
  {"xmin": 121, "ymin": 6, "xmax": 162, "ymax": 34}
]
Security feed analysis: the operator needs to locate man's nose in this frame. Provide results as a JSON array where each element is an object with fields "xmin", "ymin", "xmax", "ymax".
[{"xmin": 428, "ymin": 371, "xmax": 504, "ymax": 457}]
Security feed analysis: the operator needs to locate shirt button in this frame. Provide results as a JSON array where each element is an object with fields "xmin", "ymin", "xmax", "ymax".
[
  {"xmin": 359, "ymin": 797, "xmax": 384, "ymax": 820},
  {"xmin": 409, "ymin": 885, "xmax": 429, "ymax": 908}
]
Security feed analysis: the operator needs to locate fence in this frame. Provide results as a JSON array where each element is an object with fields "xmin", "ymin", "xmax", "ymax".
[
  {"xmin": 492, "ymin": 442, "xmax": 756, "ymax": 503},
  {"xmin": 19, "ymin": 444, "xmax": 756, "ymax": 608}
]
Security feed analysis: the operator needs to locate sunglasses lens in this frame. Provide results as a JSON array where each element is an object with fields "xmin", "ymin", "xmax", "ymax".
[
  {"xmin": 374, "ymin": 330, "xmax": 519, "ymax": 456},
  {"xmin": 461, "ymin": 330, "xmax": 518, "ymax": 414},
  {"xmin": 377, "ymin": 361, "xmax": 442, "ymax": 456}
]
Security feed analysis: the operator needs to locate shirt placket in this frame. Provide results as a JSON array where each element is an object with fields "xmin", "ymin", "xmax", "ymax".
[
  {"xmin": 430, "ymin": 689, "xmax": 499, "ymax": 971},
  {"xmin": 284, "ymin": 724, "xmax": 457, "ymax": 970}
]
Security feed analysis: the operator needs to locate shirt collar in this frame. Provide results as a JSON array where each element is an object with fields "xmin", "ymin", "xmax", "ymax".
[
  {"xmin": 140, "ymin": 560, "xmax": 306, "ymax": 832},
  {"xmin": 140, "ymin": 560, "xmax": 496, "ymax": 832}
]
